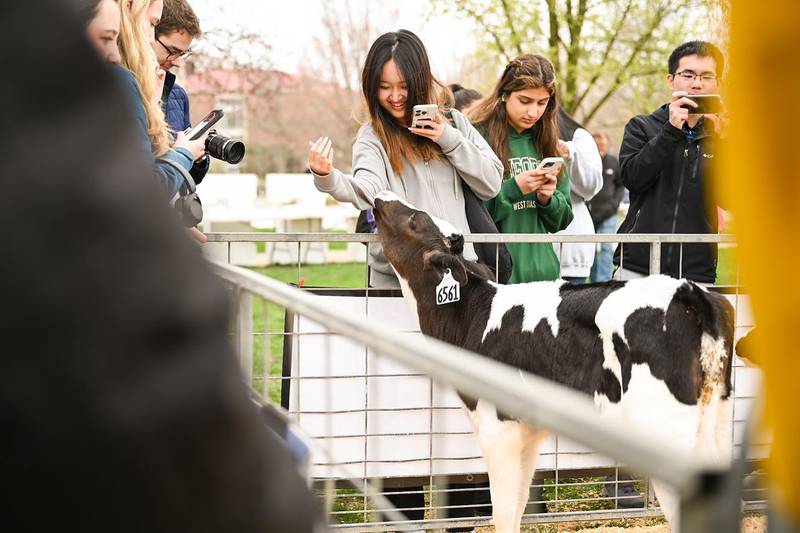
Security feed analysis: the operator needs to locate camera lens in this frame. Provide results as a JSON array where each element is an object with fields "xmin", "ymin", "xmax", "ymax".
[{"xmin": 205, "ymin": 131, "xmax": 246, "ymax": 165}]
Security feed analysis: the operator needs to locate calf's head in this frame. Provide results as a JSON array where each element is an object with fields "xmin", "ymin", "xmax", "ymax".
[{"xmin": 373, "ymin": 191, "xmax": 468, "ymax": 287}]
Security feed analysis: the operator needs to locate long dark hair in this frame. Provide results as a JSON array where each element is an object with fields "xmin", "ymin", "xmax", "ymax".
[
  {"xmin": 449, "ymin": 83, "xmax": 482, "ymax": 112},
  {"xmin": 557, "ymin": 107, "xmax": 587, "ymax": 140},
  {"xmin": 361, "ymin": 29, "xmax": 447, "ymax": 175},
  {"xmin": 76, "ymin": 0, "xmax": 115, "ymax": 27},
  {"xmin": 471, "ymin": 54, "xmax": 561, "ymax": 178}
]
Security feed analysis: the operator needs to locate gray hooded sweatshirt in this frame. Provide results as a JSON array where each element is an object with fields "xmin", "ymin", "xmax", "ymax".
[{"xmin": 313, "ymin": 109, "xmax": 503, "ymax": 288}]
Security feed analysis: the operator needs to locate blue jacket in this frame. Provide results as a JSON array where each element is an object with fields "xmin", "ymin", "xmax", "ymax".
[
  {"xmin": 163, "ymin": 71, "xmax": 191, "ymax": 131},
  {"xmin": 112, "ymin": 66, "xmax": 192, "ymax": 197},
  {"xmin": 162, "ymin": 71, "xmax": 210, "ymax": 185}
]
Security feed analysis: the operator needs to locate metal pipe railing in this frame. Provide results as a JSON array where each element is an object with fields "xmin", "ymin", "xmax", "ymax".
[
  {"xmin": 210, "ymin": 259, "xmax": 727, "ymax": 502},
  {"xmin": 205, "ymin": 232, "xmax": 736, "ymax": 244}
]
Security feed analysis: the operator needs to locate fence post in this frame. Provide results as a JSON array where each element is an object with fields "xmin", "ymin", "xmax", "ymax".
[
  {"xmin": 232, "ymin": 286, "xmax": 253, "ymax": 385},
  {"xmin": 649, "ymin": 239, "xmax": 661, "ymax": 275}
]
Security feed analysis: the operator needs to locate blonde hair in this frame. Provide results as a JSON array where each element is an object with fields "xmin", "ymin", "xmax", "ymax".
[{"xmin": 118, "ymin": 0, "xmax": 171, "ymax": 156}]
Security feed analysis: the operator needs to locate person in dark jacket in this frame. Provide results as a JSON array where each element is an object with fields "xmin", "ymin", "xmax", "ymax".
[
  {"xmin": 588, "ymin": 131, "xmax": 624, "ymax": 282},
  {"xmin": 1, "ymin": 2, "xmax": 325, "ymax": 532},
  {"xmin": 614, "ymin": 40, "xmax": 726, "ymax": 283},
  {"xmin": 155, "ymin": 0, "xmax": 210, "ymax": 184}
]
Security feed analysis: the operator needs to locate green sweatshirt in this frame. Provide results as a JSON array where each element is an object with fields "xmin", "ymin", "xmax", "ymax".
[{"xmin": 484, "ymin": 126, "xmax": 574, "ymax": 283}]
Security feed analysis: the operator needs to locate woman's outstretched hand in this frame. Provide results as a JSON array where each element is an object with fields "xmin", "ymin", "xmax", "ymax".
[{"xmin": 308, "ymin": 136, "xmax": 334, "ymax": 175}]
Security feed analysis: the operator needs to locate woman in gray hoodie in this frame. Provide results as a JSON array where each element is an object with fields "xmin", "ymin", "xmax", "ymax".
[{"xmin": 308, "ymin": 29, "xmax": 503, "ymax": 288}]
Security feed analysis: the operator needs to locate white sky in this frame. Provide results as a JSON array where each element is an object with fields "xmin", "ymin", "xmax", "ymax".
[{"xmin": 191, "ymin": 0, "xmax": 476, "ymax": 79}]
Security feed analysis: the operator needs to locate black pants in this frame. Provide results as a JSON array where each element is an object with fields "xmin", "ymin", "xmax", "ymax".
[
  {"xmin": 445, "ymin": 481, "xmax": 491, "ymax": 531},
  {"xmin": 384, "ymin": 485, "xmax": 425, "ymax": 521},
  {"xmin": 383, "ymin": 482, "xmax": 490, "ymax": 531}
]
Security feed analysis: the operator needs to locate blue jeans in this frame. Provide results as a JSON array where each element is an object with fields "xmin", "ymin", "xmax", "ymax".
[{"xmin": 590, "ymin": 215, "xmax": 617, "ymax": 283}]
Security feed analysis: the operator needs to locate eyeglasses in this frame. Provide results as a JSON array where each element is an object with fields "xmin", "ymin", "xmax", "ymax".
[
  {"xmin": 675, "ymin": 70, "xmax": 717, "ymax": 83},
  {"xmin": 156, "ymin": 36, "xmax": 192, "ymax": 60}
]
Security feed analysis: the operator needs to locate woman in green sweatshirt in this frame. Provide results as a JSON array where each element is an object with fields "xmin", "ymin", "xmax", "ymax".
[{"xmin": 471, "ymin": 54, "xmax": 574, "ymax": 283}]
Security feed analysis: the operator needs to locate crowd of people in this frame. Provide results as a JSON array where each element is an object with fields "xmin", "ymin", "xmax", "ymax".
[
  {"xmin": 79, "ymin": 0, "xmax": 726, "ymax": 288},
  {"xmin": 309, "ymin": 33, "xmax": 725, "ymax": 291},
  {"xmin": 79, "ymin": 0, "xmax": 211, "ymax": 242}
]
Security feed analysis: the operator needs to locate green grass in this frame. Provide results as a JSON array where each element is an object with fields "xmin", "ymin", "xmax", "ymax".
[
  {"xmin": 252, "ymin": 227, "xmax": 275, "ymax": 254},
  {"xmin": 246, "ymin": 263, "xmax": 367, "ymax": 403},
  {"xmin": 326, "ymin": 488, "xmax": 374, "ymax": 524},
  {"xmin": 715, "ymin": 245, "xmax": 739, "ymax": 285},
  {"xmin": 325, "ymin": 229, "xmax": 349, "ymax": 251},
  {"xmin": 249, "ymin": 228, "xmax": 353, "ymax": 254}
]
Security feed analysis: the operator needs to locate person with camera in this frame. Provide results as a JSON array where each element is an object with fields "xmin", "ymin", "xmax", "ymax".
[
  {"xmin": 115, "ymin": 0, "xmax": 208, "ymax": 201},
  {"xmin": 155, "ymin": 0, "xmax": 211, "ymax": 186},
  {"xmin": 77, "ymin": 0, "xmax": 205, "ymax": 201},
  {"xmin": 614, "ymin": 40, "xmax": 727, "ymax": 283}
]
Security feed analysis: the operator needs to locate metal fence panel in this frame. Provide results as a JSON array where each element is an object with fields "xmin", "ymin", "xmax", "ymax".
[{"xmin": 209, "ymin": 232, "xmax": 765, "ymax": 531}]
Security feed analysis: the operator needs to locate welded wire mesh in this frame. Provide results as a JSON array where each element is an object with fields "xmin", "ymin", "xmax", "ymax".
[{"xmin": 209, "ymin": 232, "xmax": 766, "ymax": 531}]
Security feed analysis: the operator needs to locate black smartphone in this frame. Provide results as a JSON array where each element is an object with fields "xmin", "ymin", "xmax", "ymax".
[
  {"xmin": 683, "ymin": 94, "xmax": 724, "ymax": 115},
  {"xmin": 186, "ymin": 109, "xmax": 224, "ymax": 140}
]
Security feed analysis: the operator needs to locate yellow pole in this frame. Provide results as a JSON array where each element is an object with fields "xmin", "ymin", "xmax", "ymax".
[{"xmin": 720, "ymin": 0, "xmax": 800, "ymax": 522}]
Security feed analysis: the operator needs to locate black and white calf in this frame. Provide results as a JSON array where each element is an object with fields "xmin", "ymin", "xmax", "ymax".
[{"xmin": 372, "ymin": 191, "xmax": 735, "ymax": 533}]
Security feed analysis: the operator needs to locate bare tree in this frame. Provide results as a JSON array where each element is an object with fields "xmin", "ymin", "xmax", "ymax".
[{"xmin": 293, "ymin": 0, "xmax": 394, "ymax": 171}]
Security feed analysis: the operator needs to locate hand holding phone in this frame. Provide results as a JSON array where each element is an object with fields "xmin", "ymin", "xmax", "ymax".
[
  {"xmin": 186, "ymin": 109, "xmax": 224, "ymax": 141},
  {"xmin": 411, "ymin": 104, "xmax": 438, "ymax": 130},
  {"xmin": 682, "ymin": 94, "xmax": 724, "ymax": 115},
  {"xmin": 536, "ymin": 157, "xmax": 564, "ymax": 172},
  {"xmin": 536, "ymin": 173, "xmax": 558, "ymax": 205},
  {"xmin": 174, "ymin": 131, "xmax": 207, "ymax": 161}
]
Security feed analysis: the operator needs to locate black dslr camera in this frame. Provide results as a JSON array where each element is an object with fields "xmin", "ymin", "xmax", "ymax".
[
  {"xmin": 186, "ymin": 109, "xmax": 246, "ymax": 165},
  {"xmin": 205, "ymin": 129, "xmax": 245, "ymax": 164}
]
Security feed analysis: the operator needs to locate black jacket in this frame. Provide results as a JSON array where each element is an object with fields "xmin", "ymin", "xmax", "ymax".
[
  {"xmin": 587, "ymin": 153, "xmax": 623, "ymax": 225},
  {"xmin": 614, "ymin": 104, "xmax": 720, "ymax": 282}
]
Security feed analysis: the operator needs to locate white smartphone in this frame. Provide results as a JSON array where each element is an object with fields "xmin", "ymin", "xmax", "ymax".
[
  {"xmin": 185, "ymin": 109, "xmax": 224, "ymax": 140},
  {"xmin": 536, "ymin": 157, "xmax": 564, "ymax": 171},
  {"xmin": 411, "ymin": 104, "xmax": 438, "ymax": 129}
]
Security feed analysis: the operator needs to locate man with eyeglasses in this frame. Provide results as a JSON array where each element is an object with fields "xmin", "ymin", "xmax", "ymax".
[
  {"xmin": 613, "ymin": 40, "xmax": 726, "ymax": 285},
  {"xmin": 155, "ymin": 0, "xmax": 209, "ymax": 183}
]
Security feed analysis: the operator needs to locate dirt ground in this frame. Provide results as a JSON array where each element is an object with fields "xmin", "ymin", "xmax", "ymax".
[{"xmin": 475, "ymin": 514, "xmax": 766, "ymax": 532}]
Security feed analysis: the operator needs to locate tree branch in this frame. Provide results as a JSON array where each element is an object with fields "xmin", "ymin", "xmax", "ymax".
[
  {"xmin": 582, "ymin": 2, "xmax": 669, "ymax": 124},
  {"xmin": 572, "ymin": 0, "xmax": 633, "ymax": 111},
  {"xmin": 546, "ymin": 0, "xmax": 561, "ymax": 73},
  {"xmin": 562, "ymin": 0, "xmax": 589, "ymax": 111},
  {"xmin": 499, "ymin": 0, "xmax": 524, "ymax": 56},
  {"xmin": 461, "ymin": 3, "xmax": 510, "ymax": 60}
]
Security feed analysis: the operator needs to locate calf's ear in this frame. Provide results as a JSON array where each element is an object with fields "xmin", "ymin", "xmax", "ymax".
[
  {"xmin": 445, "ymin": 233, "xmax": 464, "ymax": 255},
  {"xmin": 422, "ymin": 250, "xmax": 468, "ymax": 286}
]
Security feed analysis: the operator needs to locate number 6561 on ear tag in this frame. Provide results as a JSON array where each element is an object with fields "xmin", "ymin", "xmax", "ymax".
[{"xmin": 435, "ymin": 269, "xmax": 460, "ymax": 305}]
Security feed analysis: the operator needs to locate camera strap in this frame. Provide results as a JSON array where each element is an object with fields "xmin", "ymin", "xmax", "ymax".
[
  {"xmin": 158, "ymin": 156, "xmax": 203, "ymax": 227},
  {"xmin": 158, "ymin": 156, "xmax": 198, "ymax": 195}
]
